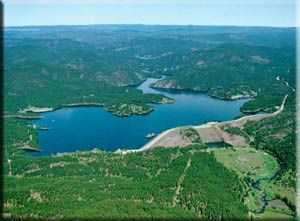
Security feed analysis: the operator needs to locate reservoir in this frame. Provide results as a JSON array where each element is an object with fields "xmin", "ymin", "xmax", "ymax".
[{"xmin": 28, "ymin": 77, "xmax": 251, "ymax": 156}]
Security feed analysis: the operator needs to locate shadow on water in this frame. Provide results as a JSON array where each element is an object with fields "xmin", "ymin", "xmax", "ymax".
[{"xmin": 205, "ymin": 141, "xmax": 232, "ymax": 148}]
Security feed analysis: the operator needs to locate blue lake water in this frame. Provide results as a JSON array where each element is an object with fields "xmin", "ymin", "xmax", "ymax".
[{"xmin": 28, "ymin": 78, "xmax": 251, "ymax": 156}]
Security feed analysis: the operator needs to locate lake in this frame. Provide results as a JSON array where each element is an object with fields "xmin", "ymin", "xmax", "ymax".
[{"xmin": 28, "ymin": 77, "xmax": 251, "ymax": 156}]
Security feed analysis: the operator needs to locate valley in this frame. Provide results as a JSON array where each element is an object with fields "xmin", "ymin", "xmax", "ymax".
[{"xmin": 3, "ymin": 25, "xmax": 297, "ymax": 220}]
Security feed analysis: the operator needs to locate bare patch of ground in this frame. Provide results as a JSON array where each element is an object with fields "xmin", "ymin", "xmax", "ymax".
[
  {"xmin": 195, "ymin": 123, "xmax": 248, "ymax": 147},
  {"xmin": 145, "ymin": 129, "xmax": 189, "ymax": 148},
  {"xmin": 195, "ymin": 126, "xmax": 222, "ymax": 143},
  {"xmin": 173, "ymin": 158, "xmax": 191, "ymax": 206},
  {"xmin": 238, "ymin": 156, "xmax": 249, "ymax": 162},
  {"xmin": 28, "ymin": 190, "xmax": 43, "ymax": 203}
]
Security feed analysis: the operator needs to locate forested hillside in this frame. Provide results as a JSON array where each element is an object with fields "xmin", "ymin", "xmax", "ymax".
[
  {"xmin": 4, "ymin": 38, "xmax": 173, "ymax": 117},
  {"xmin": 5, "ymin": 26, "xmax": 296, "ymax": 117},
  {"xmin": 151, "ymin": 43, "xmax": 295, "ymax": 113}
]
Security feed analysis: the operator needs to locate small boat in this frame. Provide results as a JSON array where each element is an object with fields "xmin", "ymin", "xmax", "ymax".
[{"xmin": 146, "ymin": 133, "xmax": 156, "ymax": 139}]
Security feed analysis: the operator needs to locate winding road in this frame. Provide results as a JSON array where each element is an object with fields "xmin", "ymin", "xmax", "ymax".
[{"xmin": 218, "ymin": 94, "xmax": 288, "ymax": 128}]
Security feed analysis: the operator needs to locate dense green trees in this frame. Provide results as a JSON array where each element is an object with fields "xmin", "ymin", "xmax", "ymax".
[
  {"xmin": 4, "ymin": 38, "xmax": 172, "ymax": 117},
  {"xmin": 150, "ymin": 43, "xmax": 295, "ymax": 113},
  {"xmin": 3, "ymin": 144, "xmax": 248, "ymax": 219}
]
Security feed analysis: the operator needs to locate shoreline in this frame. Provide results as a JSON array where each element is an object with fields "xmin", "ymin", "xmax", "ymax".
[
  {"xmin": 3, "ymin": 114, "xmax": 43, "ymax": 120},
  {"xmin": 150, "ymin": 84, "xmax": 287, "ymax": 114},
  {"xmin": 6, "ymin": 102, "xmax": 155, "ymax": 119},
  {"xmin": 6, "ymin": 77, "xmax": 262, "ymax": 119},
  {"xmin": 150, "ymin": 84, "xmax": 256, "ymax": 102},
  {"xmin": 21, "ymin": 146, "xmax": 41, "ymax": 152},
  {"xmin": 116, "ymin": 94, "xmax": 288, "ymax": 154},
  {"xmin": 7, "ymin": 72, "xmax": 288, "ymax": 156},
  {"xmin": 114, "ymin": 122, "xmax": 218, "ymax": 155},
  {"xmin": 20, "ymin": 94, "xmax": 288, "ymax": 156}
]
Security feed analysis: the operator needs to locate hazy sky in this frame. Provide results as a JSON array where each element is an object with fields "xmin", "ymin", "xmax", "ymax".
[{"xmin": 3, "ymin": 0, "xmax": 298, "ymax": 27}]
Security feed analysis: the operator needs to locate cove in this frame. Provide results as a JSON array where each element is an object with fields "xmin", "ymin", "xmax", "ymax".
[{"xmin": 28, "ymin": 77, "xmax": 251, "ymax": 156}]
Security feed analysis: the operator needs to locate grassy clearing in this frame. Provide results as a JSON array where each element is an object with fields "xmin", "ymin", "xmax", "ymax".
[
  {"xmin": 255, "ymin": 210, "xmax": 294, "ymax": 220},
  {"xmin": 266, "ymin": 199, "xmax": 294, "ymax": 216},
  {"xmin": 212, "ymin": 147, "xmax": 295, "ymax": 218},
  {"xmin": 213, "ymin": 147, "xmax": 279, "ymax": 181}
]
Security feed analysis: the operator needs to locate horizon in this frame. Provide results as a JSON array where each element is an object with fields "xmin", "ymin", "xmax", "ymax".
[
  {"xmin": 3, "ymin": 0, "xmax": 298, "ymax": 27},
  {"xmin": 4, "ymin": 23, "xmax": 298, "ymax": 28}
]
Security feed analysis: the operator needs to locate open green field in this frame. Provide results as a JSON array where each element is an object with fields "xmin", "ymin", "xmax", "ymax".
[
  {"xmin": 255, "ymin": 210, "xmax": 294, "ymax": 220},
  {"xmin": 213, "ymin": 147, "xmax": 295, "ymax": 218},
  {"xmin": 213, "ymin": 147, "xmax": 279, "ymax": 181}
]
